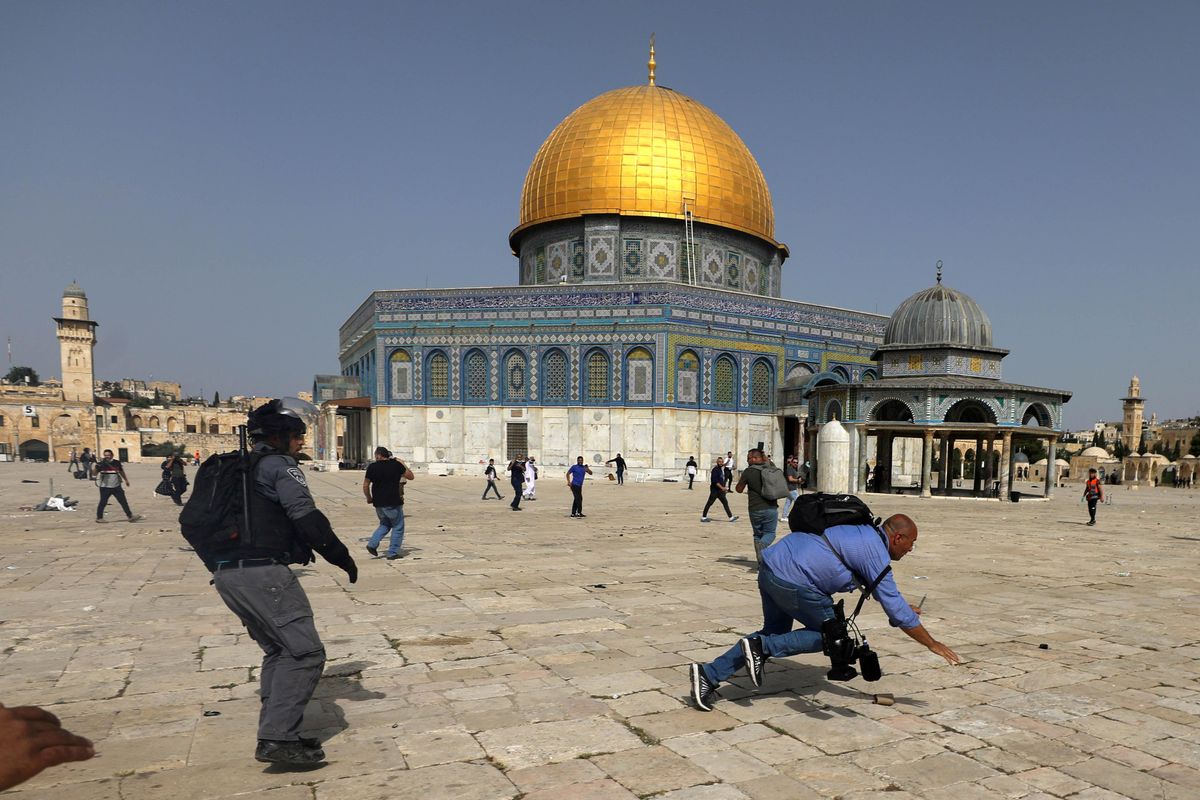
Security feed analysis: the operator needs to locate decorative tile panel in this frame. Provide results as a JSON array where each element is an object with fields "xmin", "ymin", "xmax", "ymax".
[
  {"xmin": 622, "ymin": 238, "xmax": 644, "ymax": 278},
  {"xmin": 547, "ymin": 242, "xmax": 568, "ymax": 283},
  {"xmin": 702, "ymin": 246, "xmax": 723, "ymax": 286},
  {"xmin": 647, "ymin": 239, "xmax": 677, "ymax": 279},
  {"xmin": 570, "ymin": 240, "xmax": 585, "ymax": 279},
  {"xmin": 726, "ymin": 252, "xmax": 741, "ymax": 289},
  {"xmin": 587, "ymin": 234, "xmax": 616, "ymax": 278}
]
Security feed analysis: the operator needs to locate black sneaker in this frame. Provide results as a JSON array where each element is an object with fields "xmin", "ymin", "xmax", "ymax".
[
  {"xmin": 386, "ymin": 553, "xmax": 404, "ymax": 560},
  {"xmin": 254, "ymin": 738, "xmax": 326, "ymax": 765},
  {"xmin": 740, "ymin": 635, "xmax": 767, "ymax": 687},
  {"xmin": 366, "ymin": 544, "xmax": 378, "ymax": 557},
  {"xmin": 689, "ymin": 663, "xmax": 718, "ymax": 711}
]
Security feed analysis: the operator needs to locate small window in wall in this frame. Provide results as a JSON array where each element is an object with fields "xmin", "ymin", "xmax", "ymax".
[
  {"xmin": 543, "ymin": 349, "xmax": 568, "ymax": 402},
  {"xmin": 209, "ymin": 424, "xmax": 220, "ymax": 434},
  {"xmin": 110, "ymin": 415, "xmax": 118, "ymax": 423},
  {"xmin": 465, "ymin": 350, "xmax": 488, "ymax": 402},
  {"xmin": 96, "ymin": 415, "xmax": 104, "ymax": 428},
  {"xmin": 186, "ymin": 424, "xmax": 196, "ymax": 433},
  {"xmin": 0, "ymin": 415, "xmax": 5, "ymax": 427},
  {"xmin": 427, "ymin": 352, "xmax": 449, "ymax": 401},
  {"xmin": 750, "ymin": 360, "xmax": 772, "ymax": 409},
  {"xmin": 714, "ymin": 356, "xmax": 736, "ymax": 408},
  {"xmin": 585, "ymin": 350, "xmax": 611, "ymax": 402},
  {"xmin": 31, "ymin": 416, "xmax": 40, "ymax": 428}
]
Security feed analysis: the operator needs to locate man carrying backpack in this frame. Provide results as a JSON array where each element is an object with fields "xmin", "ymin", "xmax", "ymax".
[
  {"xmin": 1083, "ymin": 468, "xmax": 1104, "ymax": 526},
  {"xmin": 736, "ymin": 449, "xmax": 783, "ymax": 565},
  {"xmin": 198, "ymin": 400, "xmax": 358, "ymax": 766},
  {"xmin": 689, "ymin": 510, "xmax": 960, "ymax": 711}
]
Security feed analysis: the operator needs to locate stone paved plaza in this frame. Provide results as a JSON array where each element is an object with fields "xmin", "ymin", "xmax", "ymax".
[{"xmin": 2, "ymin": 462, "xmax": 1198, "ymax": 799}]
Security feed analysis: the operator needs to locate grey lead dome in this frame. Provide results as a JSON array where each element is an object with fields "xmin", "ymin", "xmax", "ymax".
[{"xmin": 881, "ymin": 283, "xmax": 993, "ymax": 349}]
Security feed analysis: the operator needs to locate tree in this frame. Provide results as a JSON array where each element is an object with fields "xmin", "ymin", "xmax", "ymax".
[
  {"xmin": 153, "ymin": 388, "xmax": 162, "ymax": 405},
  {"xmin": 1172, "ymin": 441, "xmax": 1182, "ymax": 461},
  {"xmin": 1017, "ymin": 439, "xmax": 1047, "ymax": 464},
  {"xmin": 128, "ymin": 396, "xmax": 151, "ymax": 409},
  {"xmin": 1095, "ymin": 430, "xmax": 1106, "ymax": 449},
  {"xmin": 4, "ymin": 366, "xmax": 39, "ymax": 385},
  {"xmin": 1113, "ymin": 440, "xmax": 1129, "ymax": 460},
  {"xmin": 212, "ymin": 391, "xmax": 221, "ymax": 406},
  {"xmin": 1190, "ymin": 432, "xmax": 1200, "ymax": 458},
  {"xmin": 107, "ymin": 387, "xmax": 132, "ymax": 400}
]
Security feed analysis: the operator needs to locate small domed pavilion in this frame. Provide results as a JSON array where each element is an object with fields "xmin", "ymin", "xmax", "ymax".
[{"xmin": 807, "ymin": 265, "xmax": 1072, "ymax": 499}]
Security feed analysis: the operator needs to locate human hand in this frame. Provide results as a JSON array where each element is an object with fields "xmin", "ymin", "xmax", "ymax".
[
  {"xmin": 909, "ymin": 604, "xmax": 923, "ymax": 616},
  {"xmin": 0, "ymin": 704, "xmax": 95, "ymax": 791},
  {"xmin": 928, "ymin": 641, "xmax": 961, "ymax": 665}
]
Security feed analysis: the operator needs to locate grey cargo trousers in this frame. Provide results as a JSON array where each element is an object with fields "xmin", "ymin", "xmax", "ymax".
[{"xmin": 213, "ymin": 563, "xmax": 325, "ymax": 741}]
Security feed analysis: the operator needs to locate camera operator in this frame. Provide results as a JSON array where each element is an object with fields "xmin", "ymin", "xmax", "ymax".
[{"xmin": 689, "ymin": 513, "xmax": 960, "ymax": 711}]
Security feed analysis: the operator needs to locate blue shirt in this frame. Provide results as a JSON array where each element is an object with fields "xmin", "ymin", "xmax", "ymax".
[
  {"xmin": 567, "ymin": 464, "xmax": 589, "ymax": 486},
  {"xmin": 761, "ymin": 524, "xmax": 920, "ymax": 629}
]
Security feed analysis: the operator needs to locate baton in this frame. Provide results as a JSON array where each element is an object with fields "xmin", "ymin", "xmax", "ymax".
[{"xmin": 916, "ymin": 594, "xmax": 927, "ymax": 611}]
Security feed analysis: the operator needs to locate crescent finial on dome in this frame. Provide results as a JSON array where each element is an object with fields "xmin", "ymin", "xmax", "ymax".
[
  {"xmin": 936, "ymin": 259, "xmax": 943, "ymax": 285},
  {"xmin": 648, "ymin": 33, "xmax": 656, "ymax": 86}
]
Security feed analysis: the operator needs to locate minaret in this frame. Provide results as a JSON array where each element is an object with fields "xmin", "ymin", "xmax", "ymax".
[
  {"xmin": 1121, "ymin": 376, "xmax": 1145, "ymax": 453},
  {"xmin": 54, "ymin": 282, "xmax": 98, "ymax": 403}
]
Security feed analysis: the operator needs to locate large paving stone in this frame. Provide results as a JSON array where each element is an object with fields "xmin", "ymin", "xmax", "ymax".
[{"xmin": 475, "ymin": 717, "xmax": 643, "ymax": 769}]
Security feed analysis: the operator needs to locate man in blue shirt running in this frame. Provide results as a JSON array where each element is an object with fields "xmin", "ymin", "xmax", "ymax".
[{"xmin": 689, "ymin": 513, "xmax": 960, "ymax": 711}]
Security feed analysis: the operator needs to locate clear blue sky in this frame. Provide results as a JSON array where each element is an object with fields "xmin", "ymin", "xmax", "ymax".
[{"xmin": 2, "ymin": 1, "xmax": 1196, "ymax": 428}]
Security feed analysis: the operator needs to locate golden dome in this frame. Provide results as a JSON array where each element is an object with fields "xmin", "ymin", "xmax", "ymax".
[{"xmin": 511, "ymin": 84, "xmax": 783, "ymax": 252}]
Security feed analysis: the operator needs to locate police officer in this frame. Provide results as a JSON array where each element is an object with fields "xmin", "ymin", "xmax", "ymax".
[{"xmin": 210, "ymin": 399, "xmax": 358, "ymax": 766}]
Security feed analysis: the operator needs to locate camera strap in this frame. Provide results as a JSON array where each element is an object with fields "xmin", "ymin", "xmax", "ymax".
[{"xmin": 818, "ymin": 530, "xmax": 893, "ymax": 622}]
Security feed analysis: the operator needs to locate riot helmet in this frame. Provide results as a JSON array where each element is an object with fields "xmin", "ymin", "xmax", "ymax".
[{"xmin": 248, "ymin": 398, "xmax": 310, "ymax": 441}]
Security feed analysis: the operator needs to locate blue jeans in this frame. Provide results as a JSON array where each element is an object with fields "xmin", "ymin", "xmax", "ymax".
[
  {"xmin": 781, "ymin": 489, "xmax": 800, "ymax": 520},
  {"xmin": 703, "ymin": 567, "xmax": 834, "ymax": 684},
  {"xmin": 368, "ymin": 505, "xmax": 405, "ymax": 556},
  {"xmin": 749, "ymin": 507, "xmax": 778, "ymax": 563}
]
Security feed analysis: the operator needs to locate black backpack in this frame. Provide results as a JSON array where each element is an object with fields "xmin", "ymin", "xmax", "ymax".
[
  {"xmin": 787, "ymin": 492, "xmax": 880, "ymax": 534},
  {"xmin": 179, "ymin": 430, "xmax": 256, "ymax": 563}
]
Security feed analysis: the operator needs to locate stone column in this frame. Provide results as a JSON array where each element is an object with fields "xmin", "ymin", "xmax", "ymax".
[
  {"xmin": 984, "ymin": 435, "xmax": 996, "ymax": 495},
  {"xmin": 972, "ymin": 437, "xmax": 983, "ymax": 495},
  {"xmin": 1001, "ymin": 431, "xmax": 1014, "ymax": 501},
  {"xmin": 920, "ymin": 430, "xmax": 934, "ymax": 498},
  {"xmin": 878, "ymin": 433, "xmax": 892, "ymax": 492},
  {"xmin": 1045, "ymin": 438, "xmax": 1057, "ymax": 498},
  {"xmin": 939, "ymin": 435, "xmax": 951, "ymax": 495}
]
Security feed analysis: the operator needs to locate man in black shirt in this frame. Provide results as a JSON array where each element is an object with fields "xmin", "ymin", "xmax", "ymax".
[
  {"xmin": 605, "ymin": 453, "xmax": 627, "ymax": 485},
  {"xmin": 482, "ymin": 458, "xmax": 503, "ymax": 500},
  {"xmin": 508, "ymin": 456, "xmax": 526, "ymax": 510},
  {"xmin": 701, "ymin": 456, "xmax": 739, "ymax": 523},
  {"xmin": 363, "ymin": 447, "xmax": 414, "ymax": 560}
]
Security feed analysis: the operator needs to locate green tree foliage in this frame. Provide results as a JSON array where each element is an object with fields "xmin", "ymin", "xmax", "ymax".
[
  {"xmin": 128, "ymin": 396, "xmax": 151, "ymax": 409},
  {"xmin": 1113, "ymin": 440, "xmax": 1129, "ymax": 460},
  {"xmin": 1017, "ymin": 440, "xmax": 1047, "ymax": 464},
  {"xmin": 212, "ymin": 391, "xmax": 221, "ymax": 406},
  {"xmin": 1190, "ymin": 432, "xmax": 1200, "ymax": 458},
  {"xmin": 1172, "ymin": 441, "xmax": 1182, "ymax": 460},
  {"xmin": 4, "ymin": 366, "xmax": 40, "ymax": 385},
  {"xmin": 1094, "ymin": 430, "xmax": 1106, "ymax": 448}
]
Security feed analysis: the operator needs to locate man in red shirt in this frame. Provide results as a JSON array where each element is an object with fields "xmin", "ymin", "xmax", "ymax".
[{"xmin": 1083, "ymin": 468, "xmax": 1104, "ymax": 526}]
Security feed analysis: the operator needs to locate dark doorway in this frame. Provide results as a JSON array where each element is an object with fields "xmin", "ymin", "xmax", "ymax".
[{"xmin": 783, "ymin": 416, "xmax": 799, "ymax": 460}]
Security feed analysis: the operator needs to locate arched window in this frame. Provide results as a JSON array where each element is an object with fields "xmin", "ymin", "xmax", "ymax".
[
  {"xmin": 504, "ymin": 351, "xmax": 527, "ymax": 402},
  {"xmin": 585, "ymin": 350, "xmax": 611, "ymax": 402},
  {"xmin": 464, "ymin": 350, "xmax": 488, "ymax": 403},
  {"xmin": 677, "ymin": 350, "xmax": 699, "ymax": 404},
  {"xmin": 626, "ymin": 347, "xmax": 653, "ymax": 402},
  {"xmin": 825, "ymin": 399, "xmax": 842, "ymax": 421},
  {"xmin": 713, "ymin": 355, "xmax": 737, "ymax": 409},
  {"xmin": 427, "ymin": 351, "xmax": 449, "ymax": 401},
  {"xmin": 543, "ymin": 349, "xmax": 568, "ymax": 403},
  {"xmin": 209, "ymin": 422, "xmax": 220, "ymax": 434},
  {"xmin": 132, "ymin": 415, "xmax": 144, "ymax": 429},
  {"xmin": 831, "ymin": 365, "xmax": 850, "ymax": 381},
  {"xmin": 749, "ymin": 359, "xmax": 773, "ymax": 410},
  {"xmin": 148, "ymin": 416, "xmax": 160, "ymax": 429},
  {"xmin": 167, "ymin": 417, "xmax": 179, "ymax": 433},
  {"xmin": 785, "ymin": 362, "xmax": 816, "ymax": 385},
  {"xmin": 390, "ymin": 349, "xmax": 413, "ymax": 400}
]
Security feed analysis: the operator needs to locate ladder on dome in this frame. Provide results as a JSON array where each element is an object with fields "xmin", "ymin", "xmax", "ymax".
[{"xmin": 683, "ymin": 201, "xmax": 698, "ymax": 285}]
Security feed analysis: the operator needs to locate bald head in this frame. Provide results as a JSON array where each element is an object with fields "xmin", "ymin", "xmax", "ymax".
[{"xmin": 882, "ymin": 514, "xmax": 918, "ymax": 560}]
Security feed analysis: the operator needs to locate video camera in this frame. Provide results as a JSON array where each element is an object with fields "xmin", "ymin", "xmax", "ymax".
[{"xmin": 820, "ymin": 599, "xmax": 882, "ymax": 682}]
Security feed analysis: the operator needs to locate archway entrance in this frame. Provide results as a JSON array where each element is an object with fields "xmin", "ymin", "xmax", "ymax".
[{"xmin": 19, "ymin": 439, "xmax": 50, "ymax": 461}]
